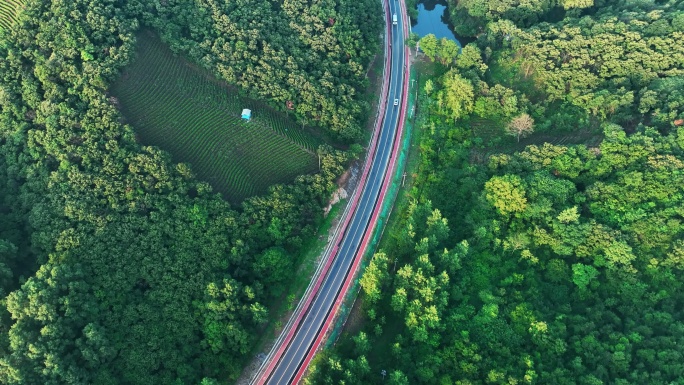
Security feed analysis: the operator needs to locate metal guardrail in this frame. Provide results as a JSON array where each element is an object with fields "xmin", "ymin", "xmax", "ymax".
[
  {"xmin": 248, "ymin": 1, "xmax": 393, "ymax": 383},
  {"xmin": 289, "ymin": 0, "xmax": 411, "ymax": 382}
]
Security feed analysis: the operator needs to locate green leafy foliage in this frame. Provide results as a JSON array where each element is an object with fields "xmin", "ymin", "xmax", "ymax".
[
  {"xmin": 418, "ymin": 34, "xmax": 463, "ymax": 67},
  {"xmin": 504, "ymin": 8, "xmax": 684, "ymax": 127},
  {"xmin": 451, "ymin": 0, "xmax": 557, "ymax": 33},
  {"xmin": 110, "ymin": 32, "xmax": 321, "ymax": 204},
  {"xmin": 438, "ymin": 70, "xmax": 475, "ymax": 122},
  {"xmin": 449, "ymin": 0, "xmax": 684, "ymax": 144},
  {"xmin": 418, "ymin": 34, "xmax": 438, "ymax": 62},
  {"xmin": 0, "ymin": 0, "xmax": 360, "ymax": 383},
  {"xmin": 309, "ymin": 2, "xmax": 684, "ymax": 384},
  {"xmin": 313, "ymin": 115, "xmax": 684, "ymax": 385},
  {"xmin": 136, "ymin": 0, "xmax": 383, "ymax": 140},
  {"xmin": 484, "ymin": 174, "xmax": 527, "ymax": 216}
]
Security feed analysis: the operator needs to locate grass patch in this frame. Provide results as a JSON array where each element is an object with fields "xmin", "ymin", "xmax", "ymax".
[
  {"xmin": 0, "ymin": 0, "xmax": 23, "ymax": 31},
  {"xmin": 110, "ymin": 31, "xmax": 323, "ymax": 205},
  {"xmin": 249, "ymin": 200, "xmax": 346, "ymax": 353},
  {"xmin": 472, "ymin": 127, "xmax": 604, "ymax": 163},
  {"xmin": 376, "ymin": 58, "xmax": 436, "ymax": 254},
  {"xmin": 334, "ymin": 57, "xmax": 432, "ymax": 353},
  {"xmin": 469, "ymin": 114, "xmax": 603, "ymax": 163}
]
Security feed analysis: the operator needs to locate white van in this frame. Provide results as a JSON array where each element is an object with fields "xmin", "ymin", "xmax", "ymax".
[{"xmin": 393, "ymin": 14, "xmax": 397, "ymax": 25}]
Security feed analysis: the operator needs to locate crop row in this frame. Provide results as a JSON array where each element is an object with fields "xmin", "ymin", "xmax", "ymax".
[
  {"xmin": 0, "ymin": 0, "xmax": 23, "ymax": 29},
  {"xmin": 0, "ymin": 1, "xmax": 19, "ymax": 30},
  {"xmin": 126, "ymin": 35, "xmax": 319, "ymax": 152},
  {"xmin": 110, "ymin": 32, "xmax": 319, "ymax": 204}
]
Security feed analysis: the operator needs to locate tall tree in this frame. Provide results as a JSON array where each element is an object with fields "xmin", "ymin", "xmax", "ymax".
[
  {"xmin": 440, "ymin": 70, "xmax": 474, "ymax": 122},
  {"xmin": 438, "ymin": 38, "xmax": 459, "ymax": 66},
  {"xmin": 419, "ymin": 34, "xmax": 439, "ymax": 62}
]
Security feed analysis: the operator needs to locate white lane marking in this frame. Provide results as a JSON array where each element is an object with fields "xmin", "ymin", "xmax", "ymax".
[
  {"xmin": 273, "ymin": 101, "xmax": 399, "ymax": 383},
  {"xmin": 274, "ymin": 25, "xmax": 407, "ymax": 385},
  {"xmin": 268, "ymin": 10, "xmax": 407, "ymax": 385}
]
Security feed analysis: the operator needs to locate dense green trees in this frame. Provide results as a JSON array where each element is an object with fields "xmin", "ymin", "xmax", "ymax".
[
  {"xmin": 449, "ymin": 0, "xmax": 684, "ymax": 141},
  {"xmin": 505, "ymin": 13, "xmax": 684, "ymax": 124},
  {"xmin": 308, "ymin": 1, "xmax": 684, "ymax": 384},
  {"xmin": 132, "ymin": 0, "xmax": 382, "ymax": 140},
  {"xmin": 450, "ymin": 0, "xmax": 602, "ymax": 35},
  {"xmin": 0, "ymin": 0, "xmax": 365, "ymax": 383},
  {"xmin": 418, "ymin": 34, "xmax": 465, "ymax": 67},
  {"xmin": 311, "ymin": 107, "xmax": 684, "ymax": 385},
  {"xmin": 439, "ymin": 70, "xmax": 474, "ymax": 122}
]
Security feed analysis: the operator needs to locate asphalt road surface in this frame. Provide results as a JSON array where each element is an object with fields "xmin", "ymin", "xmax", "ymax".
[{"xmin": 263, "ymin": 2, "xmax": 406, "ymax": 383}]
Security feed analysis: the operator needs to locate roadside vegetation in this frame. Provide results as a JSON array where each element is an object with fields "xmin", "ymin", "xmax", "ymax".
[
  {"xmin": 0, "ymin": 0, "xmax": 379, "ymax": 384},
  {"xmin": 307, "ymin": 1, "xmax": 684, "ymax": 384}
]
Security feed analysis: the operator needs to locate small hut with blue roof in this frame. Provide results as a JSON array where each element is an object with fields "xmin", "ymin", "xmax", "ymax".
[{"xmin": 241, "ymin": 108, "xmax": 252, "ymax": 121}]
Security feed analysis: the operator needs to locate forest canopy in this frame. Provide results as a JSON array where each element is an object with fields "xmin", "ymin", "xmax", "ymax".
[
  {"xmin": 308, "ymin": 1, "xmax": 684, "ymax": 384},
  {"xmin": 139, "ymin": 0, "xmax": 383, "ymax": 140},
  {"xmin": 0, "ymin": 0, "xmax": 379, "ymax": 383}
]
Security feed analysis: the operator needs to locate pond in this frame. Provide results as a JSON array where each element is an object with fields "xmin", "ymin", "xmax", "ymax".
[{"xmin": 410, "ymin": 0, "xmax": 462, "ymax": 47}]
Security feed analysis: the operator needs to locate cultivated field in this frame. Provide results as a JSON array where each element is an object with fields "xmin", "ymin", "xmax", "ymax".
[
  {"xmin": 110, "ymin": 32, "xmax": 321, "ymax": 204},
  {"xmin": 0, "ymin": 0, "xmax": 23, "ymax": 31}
]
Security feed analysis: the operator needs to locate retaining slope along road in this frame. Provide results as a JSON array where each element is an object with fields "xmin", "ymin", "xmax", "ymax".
[{"xmin": 252, "ymin": 1, "xmax": 407, "ymax": 384}]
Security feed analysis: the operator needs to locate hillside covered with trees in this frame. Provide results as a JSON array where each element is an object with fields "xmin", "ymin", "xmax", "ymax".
[
  {"xmin": 308, "ymin": 1, "xmax": 684, "ymax": 384},
  {"xmin": 0, "ymin": 0, "xmax": 379, "ymax": 383},
  {"xmin": 141, "ymin": 0, "xmax": 382, "ymax": 140}
]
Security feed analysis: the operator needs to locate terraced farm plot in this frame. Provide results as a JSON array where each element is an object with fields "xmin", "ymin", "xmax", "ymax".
[
  {"xmin": 0, "ymin": 0, "xmax": 23, "ymax": 31},
  {"xmin": 110, "ymin": 32, "xmax": 321, "ymax": 204}
]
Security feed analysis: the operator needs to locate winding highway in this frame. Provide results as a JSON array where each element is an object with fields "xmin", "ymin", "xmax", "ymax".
[{"xmin": 250, "ymin": 0, "xmax": 407, "ymax": 383}]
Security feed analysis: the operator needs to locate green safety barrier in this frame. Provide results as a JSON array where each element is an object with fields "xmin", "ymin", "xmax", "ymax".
[{"xmin": 325, "ymin": 66, "xmax": 418, "ymax": 347}]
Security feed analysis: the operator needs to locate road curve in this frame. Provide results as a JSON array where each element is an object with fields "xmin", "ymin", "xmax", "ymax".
[{"xmin": 251, "ymin": 1, "xmax": 407, "ymax": 383}]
